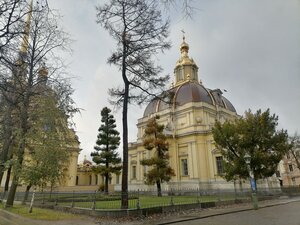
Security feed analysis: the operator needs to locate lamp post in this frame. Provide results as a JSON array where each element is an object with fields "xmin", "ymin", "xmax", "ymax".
[{"xmin": 244, "ymin": 153, "xmax": 258, "ymax": 210}]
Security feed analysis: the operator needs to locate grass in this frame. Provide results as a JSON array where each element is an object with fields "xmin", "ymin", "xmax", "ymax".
[
  {"xmin": 58, "ymin": 194, "xmax": 244, "ymax": 209},
  {"xmin": 0, "ymin": 202, "xmax": 81, "ymax": 220}
]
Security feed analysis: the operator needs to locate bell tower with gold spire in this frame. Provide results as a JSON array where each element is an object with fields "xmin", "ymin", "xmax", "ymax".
[
  {"xmin": 19, "ymin": 0, "xmax": 33, "ymax": 57},
  {"xmin": 174, "ymin": 35, "xmax": 199, "ymax": 86}
]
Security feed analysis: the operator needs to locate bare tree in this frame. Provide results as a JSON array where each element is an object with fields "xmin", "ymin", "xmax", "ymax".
[
  {"xmin": 4, "ymin": 1, "xmax": 75, "ymax": 207},
  {"xmin": 0, "ymin": 0, "xmax": 29, "ymax": 54},
  {"xmin": 289, "ymin": 134, "xmax": 300, "ymax": 171},
  {"xmin": 96, "ymin": 0, "xmax": 171, "ymax": 208},
  {"xmin": 0, "ymin": 0, "xmax": 31, "ymax": 191},
  {"xmin": 162, "ymin": 0, "xmax": 196, "ymax": 18}
]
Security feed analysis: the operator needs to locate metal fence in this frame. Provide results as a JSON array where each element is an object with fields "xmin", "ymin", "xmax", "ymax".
[{"xmin": 1, "ymin": 186, "xmax": 299, "ymax": 210}]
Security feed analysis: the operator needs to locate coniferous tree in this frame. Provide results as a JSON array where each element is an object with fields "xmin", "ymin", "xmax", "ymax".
[
  {"xmin": 212, "ymin": 109, "xmax": 290, "ymax": 186},
  {"xmin": 140, "ymin": 115, "xmax": 175, "ymax": 197},
  {"xmin": 96, "ymin": 0, "xmax": 170, "ymax": 208},
  {"xmin": 91, "ymin": 107, "xmax": 121, "ymax": 194}
]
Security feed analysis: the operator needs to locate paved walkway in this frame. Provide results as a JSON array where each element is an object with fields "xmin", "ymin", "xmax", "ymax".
[
  {"xmin": 1, "ymin": 197, "xmax": 300, "ymax": 225},
  {"xmin": 0, "ymin": 210, "xmax": 39, "ymax": 225},
  {"xmin": 157, "ymin": 200, "xmax": 300, "ymax": 225},
  {"xmin": 153, "ymin": 196, "xmax": 300, "ymax": 225}
]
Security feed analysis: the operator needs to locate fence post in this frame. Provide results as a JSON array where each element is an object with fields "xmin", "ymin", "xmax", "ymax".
[
  {"xmin": 136, "ymin": 189, "xmax": 140, "ymax": 209},
  {"xmin": 42, "ymin": 191, "xmax": 45, "ymax": 205},
  {"xmin": 71, "ymin": 190, "xmax": 74, "ymax": 208},
  {"xmin": 170, "ymin": 188, "xmax": 174, "ymax": 206},
  {"xmin": 197, "ymin": 188, "xmax": 200, "ymax": 204},
  {"xmin": 91, "ymin": 191, "xmax": 96, "ymax": 210},
  {"xmin": 55, "ymin": 195, "xmax": 58, "ymax": 206},
  {"xmin": 218, "ymin": 188, "xmax": 221, "ymax": 202}
]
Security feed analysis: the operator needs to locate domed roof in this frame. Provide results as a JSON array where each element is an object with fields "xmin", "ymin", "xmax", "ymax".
[
  {"xmin": 176, "ymin": 82, "xmax": 213, "ymax": 106},
  {"xmin": 143, "ymin": 81, "xmax": 236, "ymax": 117},
  {"xmin": 143, "ymin": 37, "xmax": 236, "ymax": 117}
]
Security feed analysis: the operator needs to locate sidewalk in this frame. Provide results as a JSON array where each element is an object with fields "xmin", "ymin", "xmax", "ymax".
[
  {"xmin": 0, "ymin": 209, "xmax": 40, "ymax": 225},
  {"xmin": 153, "ymin": 196, "xmax": 300, "ymax": 225}
]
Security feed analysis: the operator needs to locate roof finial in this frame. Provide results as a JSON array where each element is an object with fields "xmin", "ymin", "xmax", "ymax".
[
  {"xmin": 180, "ymin": 30, "xmax": 189, "ymax": 54},
  {"xmin": 20, "ymin": 0, "xmax": 33, "ymax": 54},
  {"xmin": 181, "ymin": 29, "xmax": 185, "ymax": 42}
]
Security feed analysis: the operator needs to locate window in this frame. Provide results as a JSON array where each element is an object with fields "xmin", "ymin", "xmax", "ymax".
[
  {"xmin": 177, "ymin": 67, "xmax": 184, "ymax": 81},
  {"xmin": 192, "ymin": 67, "xmax": 197, "ymax": 80},
  {"xmin": 292, "ymin": 177, "xmax": 296, "ymax": 185},
  {"xmin": 95, "ymin": 175, "xmax": 98, "ymax": 185},
  {"xmin": 143, "ymin": 165, "xmax": 147, "ymax": 177},
  {"xmin": 216, "ymin": 156, "xmax": 224, "ymax": 175},
  {"xmin": 289, "ymin": 164, "xmax": 293, "ymax": 172},
  {"xmin": 76, "ymin": 176, "xmax": 79, "ymax": 185},
  {"xmin": 276, "ymin": 171, "xmax": 280, "ymax": 178},
  {"xmin": 181, "ymin": 159, "xmax": 188, "ymax": 176},
  {"xmin": 132, "ymin": 166, "xmax": 137, "ymax": 179},
  {"xmin": 116, "ymin": 174, "xmax": 120, "ymax": 184},
  {"xmin": 89, "ymin": 175, "xmax": 92, "ymax": 185}
]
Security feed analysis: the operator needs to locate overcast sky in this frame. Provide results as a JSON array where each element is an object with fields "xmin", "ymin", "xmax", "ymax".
[{"xmin": 49, "ymin": 0, "xmax": 300, "ymax": 162}]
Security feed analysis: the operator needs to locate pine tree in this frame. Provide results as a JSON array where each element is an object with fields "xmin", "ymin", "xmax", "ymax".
[
  {"xmin": 96, "ymin": 0, "xmax": 170, "ymax": 208},
  {"xmin": 141, "ymin": 115, "xmax": 175, "ymax": 197},
  {"xmin": 91, "ymin": 107, "xmax": 121, "ymax": 194}
]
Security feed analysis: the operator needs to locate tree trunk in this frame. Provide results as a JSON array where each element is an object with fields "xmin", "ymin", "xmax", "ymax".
[
  {"xmin": 0, "ymin": 107, "xmax": 14, "ymax": 185},
  {"xmin": 22, "ymin": 184, "xmax": 31, "ymax": 204},
  {"xmin": 5, "ymin": 121, "xmax": 27, "ymax": 207},
  {"xmin": 121, "ymin": 31, "xmax": 129, "ymax": 209},
  {"xmin": 5, "ymin": 174, "xmax": 18, "ymax": 207},
  {"xmin": 156, "ymin": 180, "xmax": 162, "ymax": 197},
  {"xmin": 5, "ymin": 87, "xmax": 29, "ymax": 207},
  {"xmin": 121, "ymin": 81, "xmax": 129, "ymax": 209},
  {"xmin": 105, "ymin": 174, "xmax": 109, "ymax": 195},
  {"xmin": 4, "ymin": 164, "xmax": 12, "ymax": 192},
  {"xmin": 239, "ymin": 179, "xmax": 243, "ymax": 192}
]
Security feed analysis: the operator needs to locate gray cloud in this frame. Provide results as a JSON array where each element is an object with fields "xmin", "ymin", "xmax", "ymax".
[{"xmin": 50, "ymin": 0, "xmax": 300, "ymax": 161}]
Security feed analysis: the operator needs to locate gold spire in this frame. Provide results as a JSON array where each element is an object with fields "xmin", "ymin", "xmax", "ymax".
[
  {"xmin": 174, "ymin": 34, "xmax": 199, "ymax": 86},
  {"xmin": 20, "ymin": 0, "xmax": 33, "ymax": 54},
  {"xmin": 180, "ymin": 30, "xmax": 189, "ymax": 56}
]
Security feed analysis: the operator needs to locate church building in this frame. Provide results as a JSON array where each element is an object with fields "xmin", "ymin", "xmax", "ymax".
[{"xmin": 127, "ymin": 37, "xmax": 239, "ymax": 190}]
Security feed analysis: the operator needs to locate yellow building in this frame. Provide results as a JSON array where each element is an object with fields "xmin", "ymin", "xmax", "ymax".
[
  {"xmin": 277, "ymin": 153, "xmax": 300, "ymax": 187},
  {"xmin": 75, "ymin": 156, "xmax": 121, "ymax": 192},
  {"xmin": 127, "ymin": 38, "xmax": 241, "ymax": 191}
]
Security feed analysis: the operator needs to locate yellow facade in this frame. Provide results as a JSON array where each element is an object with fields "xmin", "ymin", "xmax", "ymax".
[
  {"xmin": 0, "ymin": 129, "xmax": 80, "ymax": 190},
  {"xmin": 126, "ymin": 38, "xmax": 281, "ymax": 191},
  {"xmin": 127, "ymin": 38, "xmax": 239, "ymax": 190}
]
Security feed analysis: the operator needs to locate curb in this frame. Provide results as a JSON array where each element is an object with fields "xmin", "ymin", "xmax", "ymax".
[{"xmin": 156, "ymin": 198, "xmax": 300, "ymax": 225}]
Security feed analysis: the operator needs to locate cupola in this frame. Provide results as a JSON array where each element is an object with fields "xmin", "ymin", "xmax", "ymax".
[{"xmin": 174, "ymin": 36, "xmax": 199, "ymax": 86}]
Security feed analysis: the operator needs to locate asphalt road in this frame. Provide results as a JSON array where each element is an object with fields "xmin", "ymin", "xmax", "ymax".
[{"xmin": 170, "ymin": 201, "xmax": 300, "ymax": 225}]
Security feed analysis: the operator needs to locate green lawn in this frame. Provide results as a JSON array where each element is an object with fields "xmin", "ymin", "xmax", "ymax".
[
  {"xmin": 58, "ymin": 194, "xmax": 243, "ymax": 209},
  {"xmin": 0, "ymin": 203, "xmax": 81, "ymax": 220}
]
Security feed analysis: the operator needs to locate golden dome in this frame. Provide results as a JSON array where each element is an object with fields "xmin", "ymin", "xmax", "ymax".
[{"xmin": 180, "ymin": 36, "xmax": 189, "ymax": 54}]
